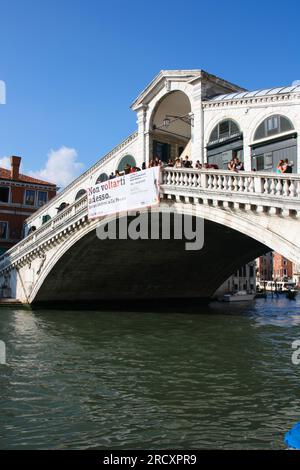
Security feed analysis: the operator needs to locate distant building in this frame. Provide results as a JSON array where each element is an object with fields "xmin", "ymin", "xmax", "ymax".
[
  {"xmin": 256, "ymin": 252, "xmax": 273, "ymax": 282},
  {"xmin": 214, "ymin": 261, "xmax": 256, "ymax": 297},
  {"xmin": 293, "ymin": 264, "xmax": 300, "ymax": 287},
  {"xmin": 273, "ymin": 252, "xmax": 293, "ymax": 281},
  {"xmin": 0, "ymin": 156, "xmax": 57, "ymax": 254}
]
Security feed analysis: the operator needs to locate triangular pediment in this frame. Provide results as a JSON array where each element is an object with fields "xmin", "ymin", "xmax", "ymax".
[
  {"xmin": 131, "ymin": 70, "xmax": 202, "ymax": 110},
  {"xmin": 131, "ymin": 69, "xmax": 246, "ymax": 110}
]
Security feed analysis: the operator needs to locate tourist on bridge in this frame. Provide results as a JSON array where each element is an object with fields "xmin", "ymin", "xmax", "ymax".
[
  {"xmin": 183, "ymin": 155, "xmax": 193, "ymax": 168},
  {"xmin": 276, "ymin": 160, "xmax": 285, "ymax": 173},
  {"xmin": 174, "ymin": 158, "xmax": 182, "ymax": 168}
]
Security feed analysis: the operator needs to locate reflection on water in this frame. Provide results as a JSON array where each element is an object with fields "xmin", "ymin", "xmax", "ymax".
[{"xmin": 0, "ymin": 296, "xmax": 300, "ymax": 449}]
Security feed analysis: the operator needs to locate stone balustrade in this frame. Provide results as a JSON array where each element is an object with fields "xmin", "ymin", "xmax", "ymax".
[
  {"xmin": 161, "ymin": 168, "xmax": 300, "ymax": 199},
  {"xmin": 0, "ymin": 168, "xmax": 299, "ymax": 272}
]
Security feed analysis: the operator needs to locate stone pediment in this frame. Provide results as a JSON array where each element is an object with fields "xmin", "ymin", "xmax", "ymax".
[{"xmin": 131, "ymin": 69, "xmax": 246, "ymax": 110}]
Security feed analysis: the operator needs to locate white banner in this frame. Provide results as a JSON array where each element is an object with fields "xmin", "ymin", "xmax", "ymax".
[{"xmin": 87, "ymin": 167, "xmax": 160, "ymax": 219}]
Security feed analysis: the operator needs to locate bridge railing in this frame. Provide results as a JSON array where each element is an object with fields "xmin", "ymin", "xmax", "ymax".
[
  {"xmin": 0, "ymin": 168, "xmax": 300, "ymax": 272},
  {"xmin": 0, "ymin": 194, "xmax": 88, "ymax": 271},
  {"xmin": 161, "ymin": 168, "xmax": 300, "ymax": 199}
]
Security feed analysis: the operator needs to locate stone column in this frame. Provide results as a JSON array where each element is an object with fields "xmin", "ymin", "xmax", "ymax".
[
  {"xmin": 243, "ymin": 131, "xmax": 252, "ymax": 171},
  {"xmin": 191, "ymin": 82, "xmax": 203, "ymax": 164},
  {"xmin": 297, "ymin": 134, "xmax": 300, "ymax": 174},
  {"xmin": 135, "ymin": 105, "xmax": 148, "ymax": 166}
]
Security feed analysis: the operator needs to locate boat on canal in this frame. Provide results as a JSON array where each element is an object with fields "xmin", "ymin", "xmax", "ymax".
[
  {"xmin": 223, "ymin": 290, "xmax": 256, "ymax": 302},
  {"xmin": 286, "ymin": 289, "xmax": 298, "ymax": 300}
]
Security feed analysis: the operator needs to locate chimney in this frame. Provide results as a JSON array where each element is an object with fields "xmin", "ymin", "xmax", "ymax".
[{"xmin": 10, "ymin": 156, "xmax": 21, "ymax": 180}]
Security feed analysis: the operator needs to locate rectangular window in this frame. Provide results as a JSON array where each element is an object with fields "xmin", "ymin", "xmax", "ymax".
[
  {"xmin": 37, "ymin": 191, "xmax": 48, "ymax": 207},
  {"xmin": 0, "ymin": 221, "xmax": 8, "ymax": 239},
  {"xmin": 267, "ymin": 116, "xmax": 279, "ymax": 131},
  {"xmin": 266, "ymin": 116, "xmax": 279, "ymax": 137},
  {"xmin": 153, "ymin": 141, "xmax": 170, "ymax": 163},
  {"xmin": 0, "ymin": 187, "xmax": 9, "ymax": 203},
  {"xmin": 264, "ymin": 153, "xmax": 273, "ymax": 170},
  {"xmin": 25, "ymin": 190, "xmax": 36, "ymax": 206},
  {"xmin": 219, "ymin": 121, "xmax": 230, "ymax": 139}
]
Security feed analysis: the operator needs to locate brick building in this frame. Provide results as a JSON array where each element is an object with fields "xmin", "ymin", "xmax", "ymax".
[
  {"xmin": 273, "ymin": 252, "xmax": 294, "ymax": 282},
  {"xmin": 256, "ymin": 252, "xmax": 273, "ymax": 282},
  {"xmin": 0, "ymin": 156, "xmax": 57, "ymax": 254}
]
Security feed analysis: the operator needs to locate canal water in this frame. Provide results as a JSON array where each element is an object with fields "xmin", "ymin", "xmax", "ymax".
[{"xmin": 0, "ymin": 297, "xmax": 300, "ymax": 450}]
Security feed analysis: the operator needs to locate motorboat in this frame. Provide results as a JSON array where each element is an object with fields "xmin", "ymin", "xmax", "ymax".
[
  {"xmin": 223, "ymin": 290, "xmax": 256, "ymax": 302},
  {"xmin": 286, "ymin": 289, "xmax": 298, "ymax": 300}
]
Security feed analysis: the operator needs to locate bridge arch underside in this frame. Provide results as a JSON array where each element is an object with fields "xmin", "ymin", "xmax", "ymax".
[{"xmin": 32, "ymin": 215, "xmax": 270, "ymax": 307}]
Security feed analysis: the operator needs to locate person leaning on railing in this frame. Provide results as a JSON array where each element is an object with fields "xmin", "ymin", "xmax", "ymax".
[{"xmin": 227, "ymin": 157, "xmax": 244, "ymax": 172}]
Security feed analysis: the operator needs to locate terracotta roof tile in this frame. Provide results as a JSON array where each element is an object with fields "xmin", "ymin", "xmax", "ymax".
[{"xmin": 0, "ymin": 167, "xmax": 56, "ymax": 186}]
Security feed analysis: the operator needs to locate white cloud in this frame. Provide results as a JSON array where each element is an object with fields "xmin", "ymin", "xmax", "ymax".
[
  {"xmin": 0, "ymin": 156, "xmax": 11, "ymax": 169},
  {"xmin": 30, "ymin": 146, "xmax": 85, "ymax": 189}
]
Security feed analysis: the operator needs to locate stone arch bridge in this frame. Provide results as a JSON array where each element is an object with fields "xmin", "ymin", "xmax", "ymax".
[{"xmin": 0, "ymin": 168, "xmax": 299, "ymax": 305}]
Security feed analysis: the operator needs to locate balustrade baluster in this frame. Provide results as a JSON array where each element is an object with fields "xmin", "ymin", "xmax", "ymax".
[
  {"xmin": 213, "ymin": 175, "xmax": 218, "ymax": 190},
  {"xmin": 270, "ymin": 178, "xmax": 276, "ymax": 195},
  {"xmin": 276, "ymin": 179, "xmax": 283, "ymax": 196},
  {"xmin": 238, "ymin": 176, "xmax": 244, "ymax": 192},
  {"xmin": 283, "ymin": 179, "xmax": 289, "ymax": 197},
  {"xmin": 289, "ymin": 180, "xmax": 296, "ymax": 197},
  {"xmin": 233, "ymin": 176, "xmax": 238, "ymax": 191},
  {"xmin": 166, "ymin": 171, "xmax": 171, "ymax": 186},
  {"xmin": 218, "ymin": 175, "xmax": 223, "ymax": 191},
  {"xmin": 263, "ymin": 178, "xmax": 269, "ymax": 194},
  {"xmin": 248, "ymin": 177, "xmax": 254, "ymax": 193},
  {"xmin": 207, "ymin": 174, "xmax": 212, "ymax": 190}
]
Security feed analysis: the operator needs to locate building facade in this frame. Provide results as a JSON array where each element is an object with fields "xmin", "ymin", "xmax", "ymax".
[
  {"xmin": 273, "ymin": 252, "xmax": 294, "ymax": 281},
  {"xmin": 256, "ymin": 252, "xmax": 274, "ymax": 282},
  {"xmin": 0, "ymin": 156, "xmax": 57, "ymax": 253},
  {"xmin": 214, "ymin": 261, "xmax": 256, "ymax": 297}
]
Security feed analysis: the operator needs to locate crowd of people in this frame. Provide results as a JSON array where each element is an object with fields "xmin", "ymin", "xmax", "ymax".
[
  {"xmin": 109, "ymin": 154, "xmax": 293, "ymax": 178},
  {"xmin": 163, "ymin": 156, "xmax": 219, "ymax": 170}
]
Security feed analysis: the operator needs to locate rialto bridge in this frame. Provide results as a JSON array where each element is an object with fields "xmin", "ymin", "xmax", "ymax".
[
  {"xmin": 0, "ymin": 167, "xmax": 299, "ymax": 305},
  {"xmin": 0, "ymin": 69, "xmax": 300, "ymax": 304}
]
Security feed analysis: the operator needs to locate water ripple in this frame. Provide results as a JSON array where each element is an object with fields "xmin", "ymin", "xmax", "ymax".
[{"xmin": 0, "ymin": 297, "xmax": 300, "ymax": 449}]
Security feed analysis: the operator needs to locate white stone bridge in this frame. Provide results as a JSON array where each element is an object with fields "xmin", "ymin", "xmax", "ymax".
[
  {"xmin": 1, "ymin": 68, "xmax": 300, "ymax": 305},
  {"xmin": 0, "ymin": 168, "xmax": 299, "ymax": 305}
]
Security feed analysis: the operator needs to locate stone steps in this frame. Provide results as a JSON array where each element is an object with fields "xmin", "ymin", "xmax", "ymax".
[{"xmin": 0, "ymin": 298, "xmax": 26, "ymax": 307}]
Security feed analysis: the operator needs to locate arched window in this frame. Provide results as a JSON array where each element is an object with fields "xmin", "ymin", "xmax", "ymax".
[
  {"xmin": 117, "ymin": 155, "xmax": 136, "ymax": 172},
  {"xmin": 96, "ymin": 173, "xmax": 109, "ymax": 184},
  {"xmin": 209, "ymin": 119, "xmax": 241, "ymax": 144},
  {"xmin": 75, "ymin": 189, "xmax": 86, "ymax": 200},
  {"xmin": 28, "ymin": 226, "xmax": 36, "ymax": 235},
  {"xmin": 254, "ymin": 115, "xmax": 294, "ymax": 141},
  {"xmin": 56, "ymin": 202, "xmax": 69, "ymax": 213},
  {"xmin": 207, "ymin": 119, "xmax": 243, "ymax": 170},
  {"xmin": 42, "ymin": 214, "xmax": 51, "ymax": 224},
  {"xmin": 251, "ymin": 115, "xmax": 297, "ymax": 172}
]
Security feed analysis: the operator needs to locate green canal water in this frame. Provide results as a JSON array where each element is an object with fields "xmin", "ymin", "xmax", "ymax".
[{"xmin": 0, "ymin": 297, "xmax": 300, "ymax": 450}]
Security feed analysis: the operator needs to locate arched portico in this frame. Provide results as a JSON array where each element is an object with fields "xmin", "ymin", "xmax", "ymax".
[{"xmin": 149, "ymin": 90, "xmax": 193, "ymax": 164}]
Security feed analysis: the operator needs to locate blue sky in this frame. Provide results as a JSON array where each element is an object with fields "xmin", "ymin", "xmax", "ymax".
[{"xmin": 0, "ymin": 0, "xmax": 299, "ymax": 186}]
